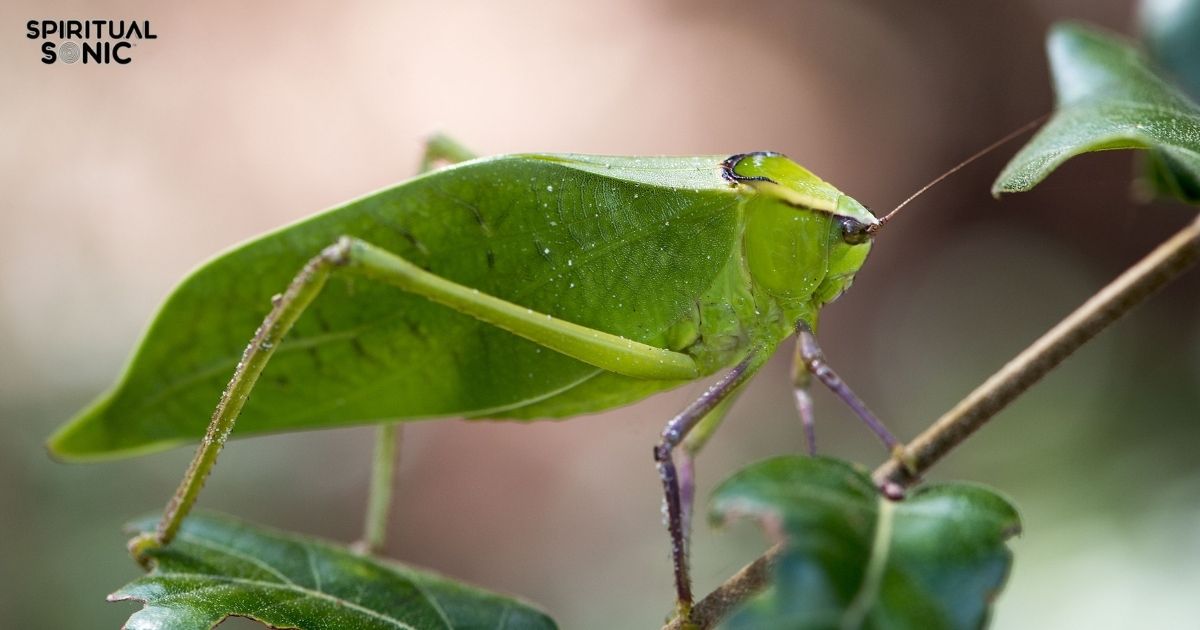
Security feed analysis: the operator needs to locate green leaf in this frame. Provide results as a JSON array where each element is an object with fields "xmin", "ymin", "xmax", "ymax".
[
  {"xmin": 111, "ymin": 513, "xmax": 557, "ymax": 630},
  {"xmin": 710, "ymin": 457, "xmax": 1020, "ymax": 630},
  {"xmin": 992, "ymin": 23, "xmax": 1200, "ymax": 203},
  {"xmin": 1141, "ymin": 0, "xmax": 1200, "ymax": 100}
]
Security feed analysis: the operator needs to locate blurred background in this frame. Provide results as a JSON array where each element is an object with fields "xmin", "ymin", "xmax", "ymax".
[{"xmin": 3, "ymin": 0, "xmax": 1198, "ymax": 627}]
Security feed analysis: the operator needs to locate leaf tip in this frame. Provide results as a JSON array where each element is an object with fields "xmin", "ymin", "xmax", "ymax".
[
  {"xmin": 44, "ymin": 416, "xmax": 88, "ymax": 462},
  {"xmin": 1047, "ymin": 20, "xmax": 1094, "ymax": 43}
]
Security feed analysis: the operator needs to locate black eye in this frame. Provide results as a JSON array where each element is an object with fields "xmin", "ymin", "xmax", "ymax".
[{"xmin": 839, "ymin": 217, "xmax": 870, "ymax": 245}]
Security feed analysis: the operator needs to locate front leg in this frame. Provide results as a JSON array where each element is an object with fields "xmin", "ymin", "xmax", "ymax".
[
  {"xmin": 790, "ymin": 338, "xmax": 818, "ymax": 455},
  {"xmin": 794, "ymin": 321, "xmax": 900, "ymax": 452},
  {"xmin": 794, "ymin": 321, "xmax": 914, "ymax": 495}
]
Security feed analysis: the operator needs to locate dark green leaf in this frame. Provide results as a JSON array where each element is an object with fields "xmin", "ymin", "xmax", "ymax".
[
  {"xmin": 710, "ymin": 457, "xmax": 1020, "ymax": 630},
  {"xmin": 1141, "ymin": 0, "xmax": 1200, "ymax": 100},
  {"xmin": 111, "ymin": 513, "xmax": 557, "ymax": 630},
  {"xmin": 992, "ymin": 23, "xmax": 1200, "ymax": 203}
]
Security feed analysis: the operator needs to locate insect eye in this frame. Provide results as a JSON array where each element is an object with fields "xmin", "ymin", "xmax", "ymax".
[{"xmin": 839, "ymin": 217, "xmax": 871, "ymax": 245}]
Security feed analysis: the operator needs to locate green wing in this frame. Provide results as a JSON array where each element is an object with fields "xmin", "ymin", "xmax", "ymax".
[{"xmin": 50, "ymin": 155, "xmax": 742, "ymax": 460}]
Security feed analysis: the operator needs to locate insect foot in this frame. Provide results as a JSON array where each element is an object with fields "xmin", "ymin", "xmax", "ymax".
[
  {"xmin": 880, "ymin": 480, "xmax": 907, "ymax": 501},
  {"xmin": 126, "ymin": 532, "xmax": 161, "ymax": 570}
]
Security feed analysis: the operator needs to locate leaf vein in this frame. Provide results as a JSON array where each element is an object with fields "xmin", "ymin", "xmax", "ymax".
[
  {"xmin": 147, "ymin": 571, "xmax": 419, "ymax": 629},
  {"xmin": 178, "ymin": 533, "xmax": 299, "ymax": 587}
]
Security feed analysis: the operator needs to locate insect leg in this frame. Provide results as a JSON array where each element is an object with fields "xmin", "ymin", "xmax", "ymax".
[
  {"xmin": 342, "ymin": 237, "xmax": 700, "ymax": 380},
  {"xmin": 677, "ymin": 391, "xmax": 743, "ymax": 543},
  {"xmin": 129, "ymin": 236, "xmax": 705, "ymax": 564},
  {"xmin": 419, "ymin": 132, "xmax": 477, "ymax": 172},
  {"xmin": 129, "ymin": 241, "xmax": 346, "ymax": 564},
  {"xmin": 790, "ymin": 339, "xmax": 818, "ymax": 455},
  {"xmin": 654, "ymin": 355, "xmax": 763, "ymax": 616},
  {"xmin": 352, "ymin": 135, "xmax": 480, "ymax": 556},
  {"xmin": 795, "ymin": 321, "xmax": 907, "ymax": 458},
  {"xmin": 353, "ymin": 422, "xmax": 402, "ymax": 556}
]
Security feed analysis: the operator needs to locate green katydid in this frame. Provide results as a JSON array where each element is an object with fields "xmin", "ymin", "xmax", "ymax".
[{"xmin": 48, "ymin": 125, "xmax": 1036, "ymax": 618}]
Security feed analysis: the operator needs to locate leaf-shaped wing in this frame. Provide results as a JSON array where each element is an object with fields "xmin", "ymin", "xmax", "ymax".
[
  {"xmin": 111, "ymin": 513, "xmax": 557, "ymax": 630},
  {"xmin": 48, "ymin": 155, "xmax": 738, "ymax": 460}
]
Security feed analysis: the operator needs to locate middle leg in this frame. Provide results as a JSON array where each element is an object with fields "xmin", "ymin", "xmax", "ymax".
[
  {"xmin": 654, "ymin": 353, "xmax": 763, "ymax": 617},
  {"xmin": 677, "ymin": 390, "xmax": 744, "ymax": 550}
]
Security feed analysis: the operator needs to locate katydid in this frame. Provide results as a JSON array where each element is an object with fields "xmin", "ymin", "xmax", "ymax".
[{"xmin": 49, "ymin": 126, "xmax": 1033, "ymax": 618}]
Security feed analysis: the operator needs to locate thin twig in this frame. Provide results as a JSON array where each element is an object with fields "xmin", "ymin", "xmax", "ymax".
[
  {"xmin": 663, "ymin": 214, "xmax": 1200, "ymax": 630},
  {"xmin": 874, "ymin": 214, "xmax": 1200, "ymax": 487}
]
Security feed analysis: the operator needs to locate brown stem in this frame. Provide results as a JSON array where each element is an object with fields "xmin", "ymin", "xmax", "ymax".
[
  {"xmin": 662, "ymin": 214, "xmax": 1200, "ymax": 630},
  {"xmin": 874, "ymin": 213, "xmax": 1200, "ymax": 487}
]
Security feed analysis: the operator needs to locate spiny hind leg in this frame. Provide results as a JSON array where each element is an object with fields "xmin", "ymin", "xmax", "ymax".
[
  {"xmin": 129, "ymin": 240, "xmax": 350, "ymax": 565},
  {"xmin": 133, "ymin": 235, "xmax": 701, "ymax": 564},
  {"xmin": 654, "ymin": 355, "xmax": 762, "ymax": 618}
]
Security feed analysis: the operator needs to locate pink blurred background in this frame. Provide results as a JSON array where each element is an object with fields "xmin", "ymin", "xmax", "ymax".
[{"xmin": 3, "ymin": 1, "xmax": 1198, "ymax": 627}]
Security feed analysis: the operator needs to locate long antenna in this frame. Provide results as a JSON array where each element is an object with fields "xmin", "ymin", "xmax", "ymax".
[{"xmin": 869, "ymin": 114, "xmax": 1049, "ymax": 233}]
